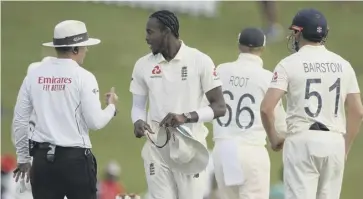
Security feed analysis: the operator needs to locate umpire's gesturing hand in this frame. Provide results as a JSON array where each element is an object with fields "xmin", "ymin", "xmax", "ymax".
[{"xmin": 105, "ymin": 87, "xmax": 118, "ymax": 105}]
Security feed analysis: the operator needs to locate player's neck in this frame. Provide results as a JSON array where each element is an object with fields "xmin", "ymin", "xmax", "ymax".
[
  {"xmin": 57, "ymin": 54, "xmax": 79, "ymax": 64},
  {"xmin": 162, "ymin": 39, "xmax": 181, "ymax": 62},
  {"xmin": 239, "ymin": 51, "xmax": 262, "ymax": 57},
  {"xmin": 299, "ymin": 40, "xmax": 322, "ymax": 49}
]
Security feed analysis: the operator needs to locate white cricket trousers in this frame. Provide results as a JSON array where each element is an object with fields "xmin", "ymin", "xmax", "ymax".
[
  {"xmin": 141, "ymin": 141, "xmax": 206, "ymax": 199},
  {"xmin": 283, "ymin": 130, "xmax": 345, "ymax": 199},
  {"xmin": 212, "ymin": 140, "xmax": 270, "ymax": 199}
]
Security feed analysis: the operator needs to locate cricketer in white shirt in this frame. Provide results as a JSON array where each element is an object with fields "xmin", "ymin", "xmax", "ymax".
[
  {"xmin": 130, "ymin": 10, "xmax": 226, "ymax": 199},
  {"xmin": 212, "ymin": 27, "xmax": 287, "ymax": 199},
  {"xmin": 12, "ymin": 56, "xmax": 116, "ymax": 164},
  {"xmin": 130, "ymin": 41, "xmax": 223, "ymax": 199},
  {"xmin": 261, "ymin": 8, "xmax": 363, "ymax": 199}
]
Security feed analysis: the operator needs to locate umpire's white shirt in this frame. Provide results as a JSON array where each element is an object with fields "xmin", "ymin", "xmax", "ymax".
[
  {"xmin": 26, "ymin": 57, "xmax": 52, "ymax": 125},
  {"xmin": 12, "ymin": 57, "xmax": 116, "ymax": 163}
]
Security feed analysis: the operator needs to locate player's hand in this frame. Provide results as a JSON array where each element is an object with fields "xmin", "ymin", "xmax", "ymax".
[
  {"xmin": 134, "ymin": 120, "xmax": 154, "ymax": 138},
  {"xmin": 13, "ymin": 162, "xmax": 31, "ymax": 183},
  {"xmin": 270, "ymin": 136, "xmax": 285, "ymax": 152},
  {"xmin": 159, "ymin": 113, "xmax": 186, "ymax": 128},
  {"xmin": 105, "ymin": 87, "xmax": 118, "ymax": 105}
]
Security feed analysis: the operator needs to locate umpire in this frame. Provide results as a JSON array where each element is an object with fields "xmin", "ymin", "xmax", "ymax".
[{"xmin": 12, "ymin": 20, "xmax": 118, "ymax": 199}]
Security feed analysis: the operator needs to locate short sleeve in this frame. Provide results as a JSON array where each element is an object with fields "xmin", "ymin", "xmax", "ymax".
[
  {"xmin": 269, "ymin": 62, "xmax": 289, "ymax": 91},
  {"xmin": 347, "ymin": 66, "xmax": 360, "ymax": 94},
  {"xmin": 200, "ymin": 55, "xmax": 222, "ymax": 93},
  {"xmin": 130, "ymin": 60, "xmax": 148, "ymax": 95}
]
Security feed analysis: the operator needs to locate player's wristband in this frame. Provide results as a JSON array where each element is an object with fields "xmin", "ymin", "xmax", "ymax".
[{"xmin": 195, "ymin": 106, "xmax": 215, "ymax": 123}]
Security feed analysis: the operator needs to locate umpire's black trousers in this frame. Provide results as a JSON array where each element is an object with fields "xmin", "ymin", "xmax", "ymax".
[{"xmin": 30, "ymin": 141, "xmax": 97, "ymax": 199}]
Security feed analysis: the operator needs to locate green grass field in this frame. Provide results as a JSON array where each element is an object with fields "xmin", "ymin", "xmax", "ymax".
[{"xmin": 1, "ymin": 1, "xmax": 363, "ymax": 198}]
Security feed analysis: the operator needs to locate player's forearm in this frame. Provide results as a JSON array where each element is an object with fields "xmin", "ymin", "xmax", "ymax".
[
  {"xmin": 345, "ymin": 111, "xmax": 363, "ymax": 153},
  {"xmin": 183, "ymin": 86, "xmax": 226, "ymax": 123},
  {"xmin": 209, "ymin": 102, "xmax": 227, "ymax": 118},
  {"xmin": 132, "ymin": 107, "xmax": 147, "ymax": 124},
  {"xmin": 187, "ymin": 103, "xmax": 226, "ymax": 123},
  {"xmin": 261, "ymin": 108, "xmax": 277, "ymax": 141},
  {"xmin": 131, "ymin": 94, "xmax": 148, "ymax": 123},
  {"xmin": 274, "ymin": 103, "xmax": 287, "ymax": 136}
]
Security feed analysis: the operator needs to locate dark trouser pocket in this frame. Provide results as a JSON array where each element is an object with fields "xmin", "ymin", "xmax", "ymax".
[{"xmin": 85, "ymin": 150, "xmax": 98, "ymax": 192}]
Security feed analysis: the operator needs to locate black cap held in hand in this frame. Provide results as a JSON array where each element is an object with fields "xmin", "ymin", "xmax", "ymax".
[{"xmin": 238, "ymin": 27, "xmax": 266, "ymax": 48}]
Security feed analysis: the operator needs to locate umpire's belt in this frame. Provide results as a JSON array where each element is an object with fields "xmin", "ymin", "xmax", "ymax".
[
  {"xmin": 29, "ymin": 140, "xmax": 90, "ymax": 154},
  {"xmin": 34, "ymin": 141, "xmax": 52, "ymax": 149}
]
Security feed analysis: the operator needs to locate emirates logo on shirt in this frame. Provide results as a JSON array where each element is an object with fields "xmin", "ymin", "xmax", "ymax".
[{"xmin": 38, "ymin": 76, "xmax": 72, "ymax": 91}]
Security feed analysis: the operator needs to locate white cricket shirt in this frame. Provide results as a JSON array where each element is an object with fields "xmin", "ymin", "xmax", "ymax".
[
  {"xmin": 27, "ymin": 57, "xmax": 52, "ymax": 129},
  {"xmin": 269, "ymin": 45, "xmax": 360, "ymax": 134},
  {"xmin": 213, "ymin": 53, "xmax": 287, "ymax": 146},
  {"xmin": 12, "ymin": 57, "xmax": 116, "ymax": 163},
  {"xmin": 130, "ymin": 42, "xmax": 222, "ymax": 141}
]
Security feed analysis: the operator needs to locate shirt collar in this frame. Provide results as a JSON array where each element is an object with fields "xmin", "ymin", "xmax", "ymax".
[
  {"xmin": 237, "ymin": 53, "xmax": 263, "ymax": 67},
  {"xmin": 41, "ymin": 56, "xmax": 53, "ymax": 62},
  {"xmin": 152, "ymin": 40, "xmax": 186, "ymax": 64},
  {"xmin": 48, "ymin": 57, "xmax": 79, "ymax": 66},
  {"xmin": 298, "ymin": 45, "xmax": 326, "ymax": 52}
]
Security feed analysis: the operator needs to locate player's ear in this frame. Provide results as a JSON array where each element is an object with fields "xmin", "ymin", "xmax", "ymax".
[
  {"xmin": 72, "ymin": 47, "xmax": 79, "ymax": 55},
  {"xmin": 163, "ymin": 27, "xmax": 172, "ymax": 36}
]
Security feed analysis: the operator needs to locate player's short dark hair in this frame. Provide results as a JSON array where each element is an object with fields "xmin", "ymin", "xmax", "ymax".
[{"xmin": 149, "ymin": 10, "xmax": 179, "ymax": 38}]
